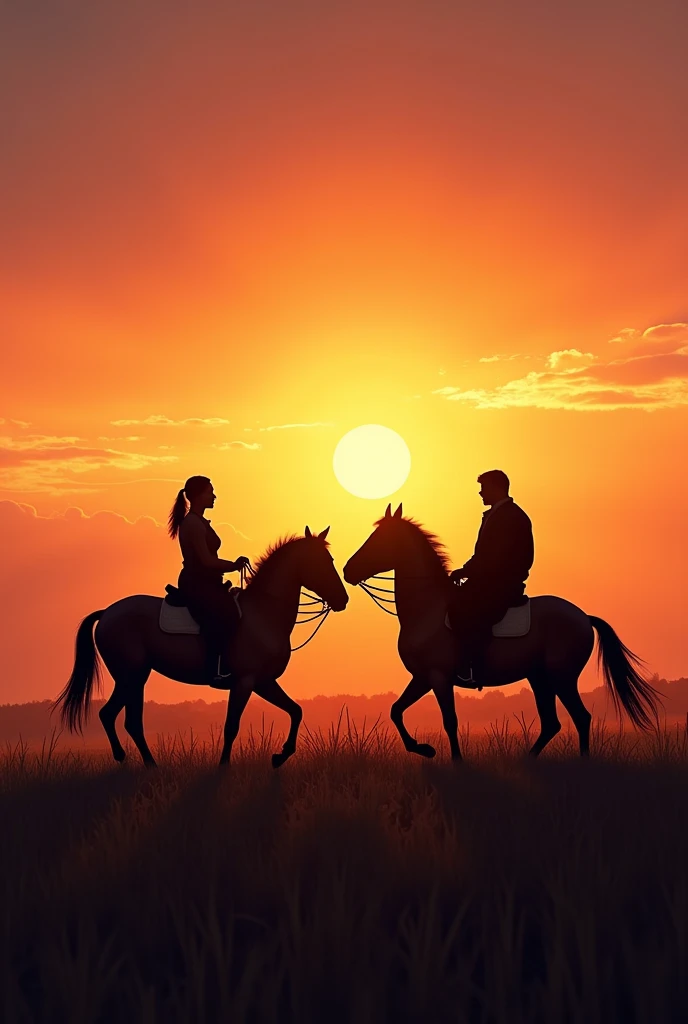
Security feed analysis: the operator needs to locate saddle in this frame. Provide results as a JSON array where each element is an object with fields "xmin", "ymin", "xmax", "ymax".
[
  {"xmin": 444, "ymin": 598, "xmax": 531, "ymax": 638},
  {"xmin": 158, "ymin": 584, "xmax": 242, "ymax": 636}
]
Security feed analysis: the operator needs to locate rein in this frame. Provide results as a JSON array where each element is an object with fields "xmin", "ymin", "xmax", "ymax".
[
  {"xmin": 239, "ymin": 562, "xmax": 332, "ymax": 651},
  {"xmin": 358, "ymin": 572, "xmax": 450, "ymax": 617},
  {"xmin": 359, "ymin": 574, "xmax": 398, "ymax": 616}
]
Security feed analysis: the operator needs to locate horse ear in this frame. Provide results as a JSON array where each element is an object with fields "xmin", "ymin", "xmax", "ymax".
[
  {"xmin": 318, "ymin": 526, "xmax": 330, "ymax": 541},
  {"xmin": 394, "ymin": 503, "xmax": 403, "ymax": 518},
  {"xmin": 385, "ymin": 503, "xmax": 392, "ymax": 518},
  {"xmin": 305, "ymin": 526, "xmax": 312, "ymax": 538}
]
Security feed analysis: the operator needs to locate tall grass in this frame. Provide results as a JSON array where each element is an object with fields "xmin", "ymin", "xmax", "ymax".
[{"xmin": 1, "ymin": 718, "xmax": 687, "ymax": 1023}]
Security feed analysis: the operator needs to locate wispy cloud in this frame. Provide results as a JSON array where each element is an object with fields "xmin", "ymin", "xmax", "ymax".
[
  {"xmin": 111, "ymin": 415, "xmax": 230, "ymax": 427},
  {"xmin": 0, "ymin": 435, "xmax": 81, "ymax": 450},
  {"xmin": 0, "ymin": 437, "xmax": 178, "ymax": 495},
  {"xmin": 212, "ymin": 441, "xmax": 262, "ymax": 451},
  {"xmin": 433, "ymin": 323, "xmax": 688, "ymax": 411},
  {"xmin": 478, "ymin": 353, "xmax": 531, "ymax": 363},
  {"xmin": 258, "ymin": 422, "xmax": 334, "ymax": 432},
  {"xmin": 97, "ymin": 435, "xmax": 143, "ymax": 442}
]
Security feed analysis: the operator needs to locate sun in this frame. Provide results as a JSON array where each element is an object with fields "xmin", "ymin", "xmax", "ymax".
[{"xmin": 333, "ymin": 425, "xmax": 411, "ymax": 499}]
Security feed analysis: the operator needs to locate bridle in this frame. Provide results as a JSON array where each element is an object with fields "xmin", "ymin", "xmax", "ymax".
[
  {"xmin": 358, "ymin": 571, "xmax": 454, "ymax": 617},
  {"xmin": 239, "ymin": 561, "xmax": 332, "ymax": 651}
]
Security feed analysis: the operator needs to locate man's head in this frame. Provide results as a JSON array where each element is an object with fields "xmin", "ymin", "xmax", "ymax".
[{"xmin": 477, "ymin": 469, "xmax": 509, "ymax": 507}]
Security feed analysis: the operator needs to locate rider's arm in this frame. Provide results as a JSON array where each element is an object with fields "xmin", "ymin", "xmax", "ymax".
[{"xmin": 181, "ymin": 516, "xmax": 238, "ymax": 574}]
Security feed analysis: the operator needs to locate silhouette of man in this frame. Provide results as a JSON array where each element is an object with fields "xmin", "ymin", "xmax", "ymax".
[{"xmin": 449, "ymin": 470, "xmax": 533, "ymax": 684}]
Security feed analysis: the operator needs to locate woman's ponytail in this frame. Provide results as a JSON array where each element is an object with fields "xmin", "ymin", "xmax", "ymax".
[
  {"xmin": 168, "ymin": 488, "xmax": 188, "ymax": 539},
  {"xmin": 168, "ymin": 476, "xmax": 211, "ymax": 538}
]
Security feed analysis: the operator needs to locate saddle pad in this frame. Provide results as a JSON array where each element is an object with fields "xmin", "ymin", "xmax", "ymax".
[
  {"xmin": 445, "ymin": 599, "xmax": 531, "ymax": 638},
  {"xmin": 158, "ymin": 589, "xmax": 243, "ymax": 635},
  {"xmin": 492, "ymin": 601, "xmax": 530, "ymax": 637},
  {"xmin": 159, "ymin": 601, "xmax": 200, "ymax": 634}
]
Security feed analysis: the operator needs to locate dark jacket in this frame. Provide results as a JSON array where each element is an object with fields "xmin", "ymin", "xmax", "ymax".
[{"xmin": 457, "ymin": 498, "xmax": 533, "ymax": 595}]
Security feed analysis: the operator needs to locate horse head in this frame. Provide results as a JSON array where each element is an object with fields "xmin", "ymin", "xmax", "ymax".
[
  {"xmin": 301, "ymin": 526, "xmax": 349, "ymax": 611},
  {"xmin": 343, "ymin": 503, "xmax": 404, "ymax": 585}
]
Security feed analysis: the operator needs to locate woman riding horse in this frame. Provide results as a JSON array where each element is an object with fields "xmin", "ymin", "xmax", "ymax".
[{"xmin": 168, "ymin": 476, "xmax": 250, "ymax": 682}]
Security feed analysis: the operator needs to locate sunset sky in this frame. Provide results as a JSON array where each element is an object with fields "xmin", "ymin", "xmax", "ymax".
[{"xmin": 2, "ymin": 0, "xmax": 687, "ymax": 705}]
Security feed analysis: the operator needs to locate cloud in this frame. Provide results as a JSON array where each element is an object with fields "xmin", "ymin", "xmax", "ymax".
[
  {"xmin": 478, "ymin": 353, "xmax": 531, "ymax": 363},
  {"xmin": 212, "ymin": 441, "xmax": 262, "ymax": 451},
  {"xmin": 97, "ymin": 435, "xmax": 143, "ymax": 442},
  {"xmin": 608, "ymin": 327, "xmax": 639, "ymax": 344},
  {"xmin": 433, "ymin": 323, "xmax": 688, "ymax": 411},
  {"xmin": 110, "ymin": 415, "xmax": 230, "ymax": 427},
  {"xmin": 0, "ymin": 434, "xmax": 81, "ymax": 450},
  {"xmin": 547, "ymin": 349, "xmax": 594, "ymax": 369},
  {"xmin": 0, "ymin": 437, "xmax": 178, "ymax": 495},
  {"xmin": 258, "ymin": 422, "xmax": 334, "ymax": 432},
  {"xmin": 607, "ymin": 322, "xmax": 688, "ymax": 357},
  {"xmin": 433, "ymin": 386, "xmax": 464, "ymax": 397}
]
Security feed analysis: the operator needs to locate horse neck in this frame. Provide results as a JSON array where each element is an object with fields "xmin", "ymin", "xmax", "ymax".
[
  {"xmin": 245, "ymin": 552, "xmax": 302, "ymax": 628},
  {"xmin": 394, "ymin": 544, "xmax": 447, "ymax": 623}
]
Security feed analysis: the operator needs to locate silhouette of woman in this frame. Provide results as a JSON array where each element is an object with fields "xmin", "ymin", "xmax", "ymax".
[{"xmin": 168, "ymin": 476, "xmax": 250, "ymax": 682}]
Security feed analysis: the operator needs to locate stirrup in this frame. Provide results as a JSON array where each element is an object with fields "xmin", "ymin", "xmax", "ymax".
[
  {"xmin": 456, "ymin": 665, "xmax": 484, "ymax": 692},
  {"xmin": 213, "ymin": 656, "xmax": 232, "ymax": 681}
]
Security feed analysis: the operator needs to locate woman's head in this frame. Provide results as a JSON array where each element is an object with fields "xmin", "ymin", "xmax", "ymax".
[{"xmin": 168, "ymin": 476, "xmax": 214, "ymax": 538}]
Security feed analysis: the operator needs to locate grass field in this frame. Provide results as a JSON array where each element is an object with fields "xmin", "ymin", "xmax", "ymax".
[{"xmin": 2, "ymin": 717, "xmax": 687, "ymax": 1024}]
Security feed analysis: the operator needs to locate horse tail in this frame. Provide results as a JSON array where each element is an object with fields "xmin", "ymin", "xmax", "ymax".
[
  {"xmin": 588, "ymin": 615, "xmax": 662, "ymax": 730},
  {"xmin": 52, "ymin": 610, "xmax": 105, "ymax": 734}
]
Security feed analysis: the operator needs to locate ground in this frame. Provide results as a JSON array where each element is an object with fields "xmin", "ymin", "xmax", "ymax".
[{"xmin": 2, "ymin": 721, "xmax": 687, "ymax": 1023}]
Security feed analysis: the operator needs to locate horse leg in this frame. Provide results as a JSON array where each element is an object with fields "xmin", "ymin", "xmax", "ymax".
[
  {"xmin": 390, "ymin": 676, "xmax": 436, "ymax": 758},
  {"xmin": 123, "ymin": 675, "xmax": 156, "ymax": 768},
  {"xmin": 555, "ymin": 676, "xmax": 592, "ymax": 756},
  {"xmin": 430, "ymin": 671, "xmax": 462, "ymax": 762},
  {"xmin": 99, "ymin": 681, "xmax": 128, "ymax": 763},
  {"xmin": 219, "ymin": 676, "xmax": 253, "ymax": 766},
  {"xmin": 253, "ymin": 678, "xmax": 303, "ymax": 769},
  {"xmin": 527, "ymin": 676, "xmax": 562, "ymax": 757}
]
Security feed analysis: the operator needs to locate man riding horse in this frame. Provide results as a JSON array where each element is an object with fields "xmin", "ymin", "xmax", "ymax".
[{"xmin": 449, "ymin": 469, "xmax": 533, "ymax": 684}]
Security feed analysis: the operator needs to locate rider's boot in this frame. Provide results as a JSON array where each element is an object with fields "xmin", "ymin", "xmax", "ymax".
[
  {"xmin": 456, "ymin": 639, "xmax": 486, "ymax": 691},
  {"xmin": 205, "ymin": 641, "xmax": 231, "ymax": 684},
  {"xmin": 455, "ymin": 651, "xmax": 475, "ymax": 684},
  {"xmin": 213, "ymin": 652, "xmax": 232, "ymax": 682}
]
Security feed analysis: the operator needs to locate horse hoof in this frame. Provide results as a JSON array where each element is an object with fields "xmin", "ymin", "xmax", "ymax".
[
  {"xmin": 412, "ymin": 742, "xmax": 436, "ymax": 759},
  {"xmin": 113, "ymin": 751, "xmax": 126, "ymax": 763},
  {"xmin": 272, "ymin": 749, "xmax": 294, "ymax": 769},
  {"xmin": 143, "ymin": 760, "xmax": 157, "ymax": 770}
]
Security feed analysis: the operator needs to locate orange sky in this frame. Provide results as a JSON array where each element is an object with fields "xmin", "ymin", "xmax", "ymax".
[{"xmin": 1, "ymin": 0, "xmax": 687, "ymax": 704}]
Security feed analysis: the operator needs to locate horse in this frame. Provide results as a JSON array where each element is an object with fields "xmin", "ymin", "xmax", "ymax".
[
  {"xmin": 343, "ymin": 503, "xmax": 660, "ymax": 761},
  {"xmin": 53, "ymin": 527, "xmax": 348, "ymax": 767}
]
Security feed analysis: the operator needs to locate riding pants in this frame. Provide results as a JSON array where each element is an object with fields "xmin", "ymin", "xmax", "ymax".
[{"xmin": 178, "ymin": 569, "xmax": 241, "ymax": 674}]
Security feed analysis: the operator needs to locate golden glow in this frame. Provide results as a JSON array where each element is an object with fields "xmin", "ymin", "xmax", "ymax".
[{"xmin": 333, "ymin": 424, "xmax": 411, "ymax": 499}]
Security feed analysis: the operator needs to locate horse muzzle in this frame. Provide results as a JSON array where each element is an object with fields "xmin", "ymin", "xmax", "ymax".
[{"xmin": 343, "ymin": 561, "xmax": 361, "ymax": 586}]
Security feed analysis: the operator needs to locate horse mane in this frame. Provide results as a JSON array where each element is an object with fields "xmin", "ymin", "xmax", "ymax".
[
  {"xmin": 374, "ymin": 515, "xmax": 451, "ymax": 573},
  {"xmin": 246, "ymin": 532, "xmax": 330, "ymax": 584}
]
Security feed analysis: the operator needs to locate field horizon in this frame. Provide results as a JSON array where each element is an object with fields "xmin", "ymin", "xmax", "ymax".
[{"xmin": 2, "ymin": 675, "xmax": 686, "ymax": 751}]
